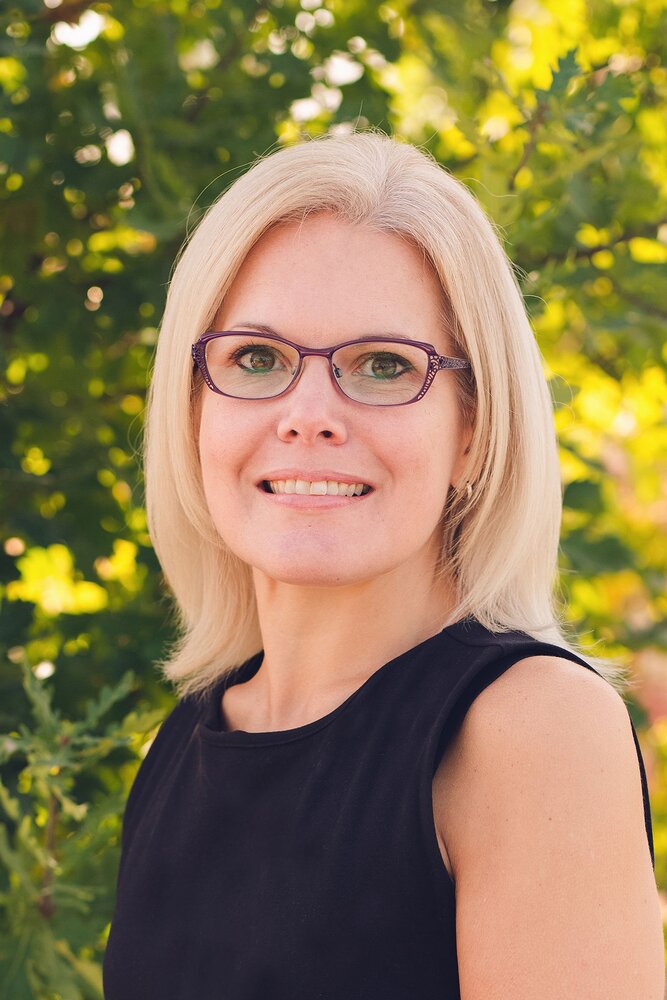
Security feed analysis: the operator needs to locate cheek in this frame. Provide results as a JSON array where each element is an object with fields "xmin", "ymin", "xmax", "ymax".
[
  {"xmin": 389, "ymin": 404, "xmax": 457, "ymax": 478},
  {"xmin": 198, "ymin": 412, "xmax": 220, "ymax": 468},
  {"xmin": 387, "ymin": 413, "xmax": 459, "ymax": 519},
  {"xmin": 198, "ymin": 395, "xmax": 248, "ymax": 464},
  {"xmin": 197, "ymin": 399, "xmax": 247, "ymax": 500},
  {"xmin": 198, "ymin": 419, "xmax": 221, "ymax": 492}
]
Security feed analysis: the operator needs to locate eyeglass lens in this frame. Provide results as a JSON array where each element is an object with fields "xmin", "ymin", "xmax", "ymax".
[{"xmin": 204, "ymin": 334, "xmax": 431, "ymax": 404}]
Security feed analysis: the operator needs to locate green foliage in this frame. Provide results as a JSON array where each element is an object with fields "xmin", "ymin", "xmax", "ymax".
[
  {"xmin": 1, "ymin": 0, "xmax": 666, "ymax": 988},
  {"xmin": 0, "ymin": 659, "xmax": 162, "ymax": 999}
]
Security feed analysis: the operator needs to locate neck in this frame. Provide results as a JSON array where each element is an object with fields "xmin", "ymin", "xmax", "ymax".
[{"xmin": 249, "ymin": 546, "xmax": 459, "ymax": 725}]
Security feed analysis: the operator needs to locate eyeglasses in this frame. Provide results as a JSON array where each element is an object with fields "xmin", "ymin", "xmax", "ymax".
[{"xmin": 192, "ymin": 331, "xmax": 471, "ymax": 407}]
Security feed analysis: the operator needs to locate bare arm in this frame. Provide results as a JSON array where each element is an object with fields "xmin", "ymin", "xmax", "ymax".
[{"xmin": 435, "ymin": 655, "xmax": 665, "ymax": 1000}]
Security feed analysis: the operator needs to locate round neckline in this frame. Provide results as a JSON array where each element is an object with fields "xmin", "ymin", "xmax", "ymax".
[{"xmin": 198, "ymin": 618, "xmax": 475, "ymax": 748}]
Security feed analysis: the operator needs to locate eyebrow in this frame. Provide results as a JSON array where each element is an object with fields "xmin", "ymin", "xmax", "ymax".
[{"xmin": 227, "ymin": 320, "xmax": 416, "ymax": 342}]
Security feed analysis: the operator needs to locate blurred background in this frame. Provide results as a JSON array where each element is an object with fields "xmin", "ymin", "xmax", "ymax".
[{"xmin": 1, "ymin": 0, "xmax": 666, "ymax": 994}]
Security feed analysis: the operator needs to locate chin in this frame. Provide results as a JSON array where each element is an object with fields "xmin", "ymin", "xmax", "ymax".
[
  {"xmin": 239, "ymin": 544, "xmax": 396, "ymax": 588},
  {"xmin": 223, "ymin": 529, "xmax": 378, "ymax": 584},
  {"xmin": 255, "ymin": 560, "xmax": 375, "ymax": 589}
]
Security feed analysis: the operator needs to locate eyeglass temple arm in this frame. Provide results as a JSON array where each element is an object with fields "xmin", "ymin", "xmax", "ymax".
[{"xmin": 438, "ymin": 356, "xmax": 471, "ymax": 370}]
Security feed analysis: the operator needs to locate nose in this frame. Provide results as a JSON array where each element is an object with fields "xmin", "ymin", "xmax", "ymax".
[{"xmin": 276, "ymin": 355, "xmax": 348, "ymax": 444}]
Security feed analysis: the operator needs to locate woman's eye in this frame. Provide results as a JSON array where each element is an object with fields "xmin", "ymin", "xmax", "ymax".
[
  {"xmin": 232, "ymin": 345, "xmax": 284, "ymax": 372},
  {"xmin": 356, "ymin": 353, "xmax": 413, "ymax": 379}
]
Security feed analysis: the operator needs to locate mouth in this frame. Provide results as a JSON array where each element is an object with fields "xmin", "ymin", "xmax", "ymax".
[{"xmin": 261, "ymin": 479, "xmax": 373, "ymax": 497}]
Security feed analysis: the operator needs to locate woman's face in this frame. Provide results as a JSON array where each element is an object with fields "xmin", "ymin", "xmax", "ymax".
[{"xmin": 198, "ymin": 213, "xmax": 471, "ymax": 589}]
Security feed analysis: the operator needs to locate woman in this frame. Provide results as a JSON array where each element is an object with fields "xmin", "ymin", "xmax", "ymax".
[{"xmin": 103, "ymin": 130, "xmax": 664, "ymax": 999}]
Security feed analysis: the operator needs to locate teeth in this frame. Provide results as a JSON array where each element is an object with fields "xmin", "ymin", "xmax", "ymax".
[{"xmin": 266, "ymin": 479, "xmax": 371, "ymax": 496}]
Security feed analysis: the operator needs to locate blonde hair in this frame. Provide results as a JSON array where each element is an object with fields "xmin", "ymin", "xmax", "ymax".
[{"xmin": 144, "ymin": 128, "xmax": 627, "ymax": 700}]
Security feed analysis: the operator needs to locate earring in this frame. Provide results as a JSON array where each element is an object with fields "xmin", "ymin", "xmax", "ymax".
[{"xmin": 453, "ymin": 480, "xmax": 474, "ymax": 500}]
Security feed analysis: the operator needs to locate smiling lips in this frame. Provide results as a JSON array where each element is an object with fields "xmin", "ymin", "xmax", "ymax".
[{"xmin": 263, "ymin": 479, "xmax": 372, "ymax": 497}]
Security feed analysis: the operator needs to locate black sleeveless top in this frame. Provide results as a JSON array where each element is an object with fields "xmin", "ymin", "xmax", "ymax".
[{"xmin": 103, "ymin": 619, "xmax": 654, "ymax": 1000}]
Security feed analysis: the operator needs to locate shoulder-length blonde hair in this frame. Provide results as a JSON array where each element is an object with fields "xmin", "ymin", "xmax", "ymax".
[{"xmin": 144, "ymin": 128, "xmax": 626, "ymax": 701}]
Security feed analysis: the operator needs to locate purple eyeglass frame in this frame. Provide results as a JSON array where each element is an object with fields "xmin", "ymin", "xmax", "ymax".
[{"xmin": 191, "ymin": 330, "xmax": 471, "ymax": 407}]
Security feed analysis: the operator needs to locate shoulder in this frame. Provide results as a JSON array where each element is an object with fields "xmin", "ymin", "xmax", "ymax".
[
  {"xmin": 459, "ymin": 651, "xmax": 626, "ymax": 744},
  {"xmin": 436, "ymin": 654, "xmax": 639, "ymax": 874},
  {"xmin": 434, "ymin": 655, "xmax": 663, "ymax": 998},
  {"xmin": 433, "ymin": 654, "xmax": 624, "ymax": 865}
]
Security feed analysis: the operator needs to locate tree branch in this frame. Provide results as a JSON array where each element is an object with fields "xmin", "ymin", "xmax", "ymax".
[
  {"xmin": 28, "ymin": 1, "xmax": 97, "ymax": 25},
  {"xmin": 508, "ymin": 100, "xmax": 547, "ymax": 191},
  {"xmin": 610, "ymin": 281, "xmax": 667, "ymax": 322},
  {"xmin": 36, "ymin": 793, "xmax": 59, "ymax": 919},
  {"xmin": 572, "ymin": 218, "xmax": 667, "ymax": 261},
  {"xmin": 184, "ymin": 6, "xmax": 270, "ymax": 125}
]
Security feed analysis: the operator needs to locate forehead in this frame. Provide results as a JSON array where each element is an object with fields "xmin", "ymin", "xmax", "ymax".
[{"xmin": 214, "ymin": 214, "xmax": 450, "ymax": 347}]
